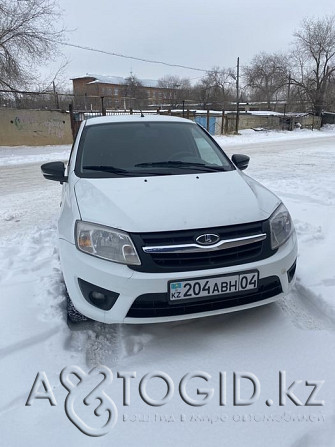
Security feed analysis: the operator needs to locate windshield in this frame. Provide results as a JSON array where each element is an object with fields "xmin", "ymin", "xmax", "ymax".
[{"xmin": 76, "ymin": 121, "xmax": 234, "ymax": 177}]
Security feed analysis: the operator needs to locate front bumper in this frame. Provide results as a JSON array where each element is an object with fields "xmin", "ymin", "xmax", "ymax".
[{"xmin": 59, "ymin": 232, "xmax": 298, "ymax": 324}]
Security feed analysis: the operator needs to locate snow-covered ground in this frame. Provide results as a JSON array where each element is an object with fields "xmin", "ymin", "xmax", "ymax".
[
  {"xmin": 0, "ymin": 127, "xmax": 335, "ymax": 446},
  {"xmin": 0, "ymin": 144, "xmax": 70, "ymax": 167}
]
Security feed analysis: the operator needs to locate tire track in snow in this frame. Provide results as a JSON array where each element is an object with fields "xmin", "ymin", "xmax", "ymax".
[
  {"xmin": 0, "ymin": 326, "xmax": 61, "ymax": 359},
  {"xmin": 0, "ymin": 393, "xmax": 29, "ymax": 416},
  {"xmin": 291, "ymin": 410, "xmax": 335, "ymax": 446},
  {"xmin": 277, "ymin": 279, "xmax": 335, "ymax": 331}
]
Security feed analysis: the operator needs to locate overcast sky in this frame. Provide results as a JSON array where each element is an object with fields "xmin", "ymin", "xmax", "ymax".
[{"xmin": 50, "ymin": 0, "xmax": 335, "ymax": 88}]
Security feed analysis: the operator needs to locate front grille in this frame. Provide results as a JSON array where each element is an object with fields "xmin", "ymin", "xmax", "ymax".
[
  {"xmin": 130, "ymin": 220, "xmax": 275, "ymax": 273},
  {"xmin": 126, "ymin": 276, "xmax": 282, "ymax": 318}
]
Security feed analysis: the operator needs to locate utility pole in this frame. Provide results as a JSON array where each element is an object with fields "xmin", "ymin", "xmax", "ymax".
[
  {"xmin": 287, "ymin": 72, "xmax": 291, "ymax": 109},
  {"xmin": 235, "ymin": 57, "xmax": 240, "ymax": 134},
  {"xmin": 53, "ymin": 81, "xmax": 59, "ymax": 109}
]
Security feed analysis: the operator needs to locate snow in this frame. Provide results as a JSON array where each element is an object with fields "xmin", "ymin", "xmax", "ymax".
[
  {"xmin": 83, "ymin": 73, "xmax": 160, "ymax": 88},
  {"xmin": 86, "ymin": 73, "xmax": 125, "ymax": 85},
  {"xmin": 1, "ymin": 127, "xmax": 335, "ymax": 446},
  {"xmin": 215, "ymin": 124, "xmax": 335, "ymax": 146},
  {"xmin": 227, "ymin": 110, "xmax": 285, "ymax": 116},
  {"xmin": 0, "ymin": 144, "xmax": 70, "ymax": 166}
]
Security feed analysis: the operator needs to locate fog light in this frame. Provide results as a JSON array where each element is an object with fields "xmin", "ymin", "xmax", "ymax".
[
  {"xmin": 91, "ymin": 291, "xmax": 105, "ymax": 300},
  {"xmin": 78, "ymin": 278, "xmax": 119, "ymax": 311}
]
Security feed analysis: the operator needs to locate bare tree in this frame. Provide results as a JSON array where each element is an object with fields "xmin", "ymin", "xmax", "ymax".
[
  {"xmin": 243, "ymin": 52, "xmax": 289, "ymax": 110},
  {"xmin": 38, "ymin": 58, "xmax": 70, "ymax": 92},
  {"xmin": 326, "ymin": 77, "xmax": 335, "ymax": 111},
  {"xmin": 193, "ymin": 76, "xmax": 212, "ymax": 109},
  {"xmin": 193, "ymin": 67, "xmax": 235, "ymax": 109},
  {"xmin": 0, "ymin": 0, "xmax": 64, "ymax": 90},
  {"xmin": 122, "ymin": 74, "xmax": 148, "ymax": 109},
  {"xmin": 291, "ymin": 16, "xmax": 335, "ymax": 115},
  {"xmin": 207, "ymin": 67, "xmax": 234, "ymax": 96},
  {"xmin": 157, "ymin": 75, "xmax": 191, "ymax": 108}
]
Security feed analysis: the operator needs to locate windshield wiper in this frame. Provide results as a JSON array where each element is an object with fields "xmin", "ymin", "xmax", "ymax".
[
  {"xmin": 82, "ymin": 165, "xmax": 171, "ymax": 176},
  {"xmin": 83, "ymin": 165, "xmax": 130, "ymax": 174},
  {"xmin": 135, "ymin": 161, "xmax": 227, "ymax": 172}
]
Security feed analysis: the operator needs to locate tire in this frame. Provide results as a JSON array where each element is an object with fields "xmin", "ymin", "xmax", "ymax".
[{"xmin": 66, "ymin": 293, "xmax": 90, "ymax": 325}]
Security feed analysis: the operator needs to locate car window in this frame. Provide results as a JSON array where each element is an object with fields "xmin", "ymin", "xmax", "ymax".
[
  {"xmin": 76, "ymin": 121, "xmax": 233, "ymax": 177},
  {"xmin": 192, "ymin": 128, "xmax": 224, "ymax": 165}
]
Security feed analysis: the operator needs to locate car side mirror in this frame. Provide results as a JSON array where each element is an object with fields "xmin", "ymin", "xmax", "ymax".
[
  {"xmin": 41, "ymin": 161, "xmax": 68, "ymax": 183},
  {"xmin": 231, "ymin": 154, "xmax": 250, "ymax": 170}
]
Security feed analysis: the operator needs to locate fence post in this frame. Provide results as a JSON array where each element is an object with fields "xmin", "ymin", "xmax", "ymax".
[
  {"xmin": 225, "ymin": 115, "xmax": 229, "ymax": 134},
  {"xmin": 69, "ymin": 103, "xmax": 76, "ymax": 140},
  {"xmin": 52, "ymin": 81, "xmax": 59, "ymax": 109},
  {"xmin": 221, "ymin": 110, "xmax": 225, "ymax": 134},
  {"xmin": 186, "ymin": 108, "xmax": 190, "ymax": 119},
  {"xmin": 130, "ymin": 108, "xmax": 133, "ymax": 115},
  {"xmin": 101, "ymin": 96, "xmax": 106, "ymax": 116},
  {"xmin": 206, "ymin": 108, "xmax": 210, "ymax": 132}
]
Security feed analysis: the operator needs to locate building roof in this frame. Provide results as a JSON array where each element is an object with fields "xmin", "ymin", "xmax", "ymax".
[{"xmin": 75, "ymin": 73, "xmax": 160, "ymax": 89}]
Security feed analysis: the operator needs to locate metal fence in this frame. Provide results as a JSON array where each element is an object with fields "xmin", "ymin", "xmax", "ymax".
[
  {"xmin": 0, "ymin": 89, "xmax": 73, "ymax": 111},
  {"xmin": 68, "ymin": 105, "xmax": 223, "ymax": 139},
  {"xmin": 69, "ymin": 106, "xmax": 162, "ymax": 138},
  {"xmin": 321, "ymin": 112, "xmax": 335, "ymax": 125},
  {"xmin": 1, "ymin": 89, "xmax": 323, "ymax": 141},
  {"xmin": 0, "ymin": 89, "xmax": 219, "ymax": 138}
]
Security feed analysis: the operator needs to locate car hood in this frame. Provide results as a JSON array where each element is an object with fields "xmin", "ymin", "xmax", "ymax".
[{"xmin": 74, "ymin": 171, "xmax": 281, "ymax": 233}]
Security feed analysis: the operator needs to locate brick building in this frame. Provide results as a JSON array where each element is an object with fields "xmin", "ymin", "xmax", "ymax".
[{"xmin": 72, "ymin": 74, "xmax": 166, "ymax": 110}]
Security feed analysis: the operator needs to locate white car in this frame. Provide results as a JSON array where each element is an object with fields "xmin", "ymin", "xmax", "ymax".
[{"xmin": 41, "ymin": 115, "xmax": 297, "ymax": 325}]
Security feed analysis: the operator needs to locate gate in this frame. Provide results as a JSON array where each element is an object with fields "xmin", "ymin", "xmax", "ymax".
[{"xmin": 194, "ymin": 116, "xmax": 216, "ymax": 135}]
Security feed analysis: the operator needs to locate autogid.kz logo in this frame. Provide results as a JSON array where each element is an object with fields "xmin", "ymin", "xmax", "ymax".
[
  {"xmin": 26, "ymin": 365, "xmax": 118, "ymax": 437},
  {"xmin": 25, "ymin": 367, "xmax": 325, "ymax": 437},
  {"xmin": 61, "ymin": 365, "xmax": 118, "ymax": 436}
]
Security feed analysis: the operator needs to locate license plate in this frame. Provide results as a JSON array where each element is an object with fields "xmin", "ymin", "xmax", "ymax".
[{"xmin": 169, "ymin": 271, "xmax": 258, "ymax": 301}]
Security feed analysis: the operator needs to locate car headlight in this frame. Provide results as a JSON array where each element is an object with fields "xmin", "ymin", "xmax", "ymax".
[
  {"xmin": 75, "ymin": 221, "xmax": 141, "ymax": 265},
  {"xmin": 269, "ymin": 204, "xmax": 294, "ymax": 250}
]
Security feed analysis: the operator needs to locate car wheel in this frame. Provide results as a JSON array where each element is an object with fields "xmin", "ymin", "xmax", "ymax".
[{"xmin": 66, "ymin": 293, "xmax": 90, "ymax": 325}]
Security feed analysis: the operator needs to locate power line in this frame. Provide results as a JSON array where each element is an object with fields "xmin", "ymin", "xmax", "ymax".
[{"xmin": 51, "ymin": 40, "xmax": 209, "ymax": 73}]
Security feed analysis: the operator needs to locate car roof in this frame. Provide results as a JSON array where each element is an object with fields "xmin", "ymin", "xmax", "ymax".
[{"xmin": 84, "ymin": 114, "xmax": 195, "ymax": 126}]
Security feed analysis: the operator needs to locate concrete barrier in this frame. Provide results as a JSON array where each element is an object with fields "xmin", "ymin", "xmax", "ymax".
[
  {"xmin": 0, "ymin": 108, "xmax": 73, "ymax": 146},
  {"xmin": 214, "ymin": 113, "xmax": 321, "ymax": 134},
  {"xmin": 222, "ymin": 114, "xmax": 281, "ymax": 134}
]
